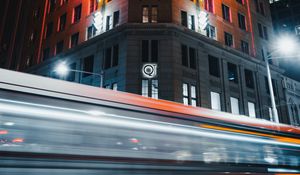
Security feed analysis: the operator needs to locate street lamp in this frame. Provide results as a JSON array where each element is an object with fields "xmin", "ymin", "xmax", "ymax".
[
  {"xmin": 264, "ymin": 36, "xmax": 297, "ymax": 123},
  {"xmin": 54, "ymin": 63, "xmax": 104, "ymax": 87}
]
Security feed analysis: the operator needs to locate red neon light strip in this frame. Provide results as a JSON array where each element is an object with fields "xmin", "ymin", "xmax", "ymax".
[{"xmin": 246, "ymin": 0, "xmax": 256, "ymax": 56}]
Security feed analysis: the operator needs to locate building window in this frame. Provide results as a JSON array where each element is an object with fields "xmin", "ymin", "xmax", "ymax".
[
  {"xmin": 87, "ymin": 25, "xmax": 97, "ymax": 40},
  {"xmin": 181, "ymin": 11, "xmax": 188, "ymax": 27},
  {"xmin": 49, "ymin": 0, "xmax": 56, "ymax": 13},
  {"xmin": 204, "ymin": 0, "xmax": 214, "ymax": 13},
  {"xmin": 58, "ymin": 13, "xmax": 67, "ymax": 32},
  {"xmin": 236, "ymin": 0, "xmax": 244, "ymax": 4},
  {"xmin": 228, "ymin": 62, "xmax": 238, "ymax": 83},
  {"xmin": 206, "ymin": 25, "xmax": 216, "ymax": 40},
  {"xmin": 208, "ymin": 55, "xmax": 220, "ymax": 77},
  {"xmin": 112, "ymin": 83, "xmax": 118, "ymax": 91},
  {"xmin": 248, "ymin": 102, "xmax": 256, "ymax": 118},
  {"xmin": 238, "ymin": 13, "xmax": 246, "ymax": 30},
  {"xmin": 43, "ymin": 48, "xmax": 50, "ymax": 61},
  {"xmin": 89, "ymin": 0, "xmax": 97, "ymax": 14},
  {"xmin": 106, "ymin": 15, "xmax": 112, "ymax": 31},
  {"xmin": 70, "ymin": 32, "xmax": 79, "ymax": 48},
  {"xmin": 46, "ymin": 22, "xmax": 53, "ymax": 38},
  {"xmin": 241, "ymin": 40, "xmax": 249, "ymax": 54},
  {"xmin": 142, "ymin": 79, "xmax": 159, "ymax": 99},
  {"xmin": 142, "ymin": 40, "xmax": 158, "ymax": 62},
  {"xmin": 182, "ymin": 83, "xmax": 197, "ymax": 107},
  {"xmin": 113, "ymin": 11, "xmax": 120, "ymax": 27},
  {"xmin": 73, "ymin": 4, "xmax": 82, "ymax": 23},
  {"xmin": 142, "ymin": 6, "xmax": 149, "ymax": 23},
  {"xmin": 258, "ymin": 23, "xmax": 263, "ymax": 38},
  {"xmin": 55, "ymin": 40, "xmax": 64, "ymax": 55},
  {"xmin": 222, "ymin": 4, "xmax": 231, "ymax": 22},
  {"xmin": 259, "ymin": 2, "xmax": 265, "ymax": 15},
  {"xmin": 211, "ymin": 91, "xmax": 221, "ymax": 111},
  {"xmin": 188, "ymin": 15, "xmax": 195, "ymax": 31},
  {"xmin": 245, "ymin": 69, "xmax": 254, "ymax": 89},
  {"xmin": 82, "ymin": 55, "xmax": 94, "ymax": 77},
  {"xmin": 263, "ymin": 26, "xmax": 269, "ymax": 40},
  {"xmin": 181, "ymin": 44, "xmax": 197, "ymax": 69},
  {"xmin": 142, "ymin": 6, "xmax": 158, "ymax": 23},
  {"xmin": 230, "ymin": 97, "xmax": 240, "ymax": 115},
  {"xmin": 224, "ymin": 32, "xmax": 233, "ymax": 47},
  {"xmin": 105, "ymin": 45, "xmax": 119, "ymax": 69}
]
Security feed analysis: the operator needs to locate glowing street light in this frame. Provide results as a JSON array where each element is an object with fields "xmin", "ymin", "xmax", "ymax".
[
  {"xmin": 264, "ymin": 35, "xmax": 298, "ymax": 123},
  {"xmin": 54, "ymin": 63, "xmax": 104, "ymax": 87}
]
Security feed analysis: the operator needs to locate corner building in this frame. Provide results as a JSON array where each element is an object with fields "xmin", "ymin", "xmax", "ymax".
[{"xmin": 29, "ymin": 0, "xmax": 290, "ymax": 124}]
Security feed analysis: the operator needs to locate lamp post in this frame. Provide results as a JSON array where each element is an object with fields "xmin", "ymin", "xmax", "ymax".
[
  {"xmin": 55, "ymin": 63, "xmax": 104, "ymax": 87},
  {"xmin": 264, "ymin": 36, "xmax": 297, "ymax": 123}
]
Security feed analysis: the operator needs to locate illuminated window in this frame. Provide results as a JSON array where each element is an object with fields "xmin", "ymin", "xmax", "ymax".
[
  {"xmin": 211, "ymin": 92, "xmax": 221, "ymax": 111},
  {"xmin": 248, "ymin": 102, "xmax": 256, "ymax": 118},
  {"xmin": 183, "ymin": 83, "xmax": 197, "ymax": 107},
  {"xmin": 142, "ymin": 6, "xmax": 149, "ymax": 23},
  {"xmin": 142, "ymin": 80, "xmax": 159, "ymax": 99},
  {"xmin": 112, "ymin": 83, "xmax": 118, "ymax": 91},
  {"xmin": 206, "ymin": 25, "xmax": 216, "ymax": 40},
  {"xmin": 230, "ymin": 97, "xmax": 240, "ymax": 115},
  {"xmin": 222, "ymin": 4, "xmax": 231, "ymax": 22},
  {"xmin": 142, "ymin": 6, "xmax": 158, "ymax": 23},
  {"xmin": 73, "ymin": 4, "xmax": 82, "ymax": 23}
]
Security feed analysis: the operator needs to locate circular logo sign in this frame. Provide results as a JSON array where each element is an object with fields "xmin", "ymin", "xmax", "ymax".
[{"xmin": 142, "ymin": 63, "xmax": 157, "ymax": 79}]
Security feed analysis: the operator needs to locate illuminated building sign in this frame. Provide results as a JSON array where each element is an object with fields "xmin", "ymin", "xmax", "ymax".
[
  {"xmin": 93, "ymin": 11, "xmax": 103, "ymax": 31},
  {"xmin": 142, "ymin": 63, "xmax": 158, "ymax": 79},
  {"xmin": 198, "ymin": 11, "xmax": 209, "ymax": 30}
]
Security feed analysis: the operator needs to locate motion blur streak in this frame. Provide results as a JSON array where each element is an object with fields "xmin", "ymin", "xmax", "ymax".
[{"xmin": 0, "ymin": 98, "xmax": 299, "ymax": 148}]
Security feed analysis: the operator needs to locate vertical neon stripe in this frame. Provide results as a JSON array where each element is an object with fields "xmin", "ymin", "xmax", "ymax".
[{"xmin": 246, "ymin": 0, "xmax": 256, "ymax": 56}]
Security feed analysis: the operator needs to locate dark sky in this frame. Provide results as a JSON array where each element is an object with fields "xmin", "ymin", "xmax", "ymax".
[{"xmin": 280, "ymin": 59, "xmax": 300, "ymax": 81}]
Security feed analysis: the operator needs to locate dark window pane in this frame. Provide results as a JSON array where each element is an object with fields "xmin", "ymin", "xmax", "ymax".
[
  {"xmin": 105, "ymin": 47, "xmax": 112, "ymax": 69},
  {"xmin": 142, "ymin": 40, "xmax": 149, "ymax": 62},
  {"xmin": 112, "ymin": 45, "xmax": 119, "ymax": 67},
  {"xmin": 228, "ymin": 62, "xmax": 238, "ymax": 83},
  {"xmin": 113, "ymin": 11, "xmax": 120, "ymax": 27},
  {"xmin": 83, "ymin": 55, "xmax": 94, "ymax": 77},
  {"xmin": 181, "ymin": 45, "xmax": 188, "ymax": 67},
  {"xmin": 181, "ymin": 11, "xmax": 187, "ymax": 27},
  {"xmin": 208, "ymin": 55, "xmax": 220, "ymax": 77},
  {"xmin": 245, "ymin": 69, "xmax": 254, "ymax": 89},
  {"xmin": 189, "ymin": 47, "xmax": 196, "ymax": 69},
  {"xmin": 151, "ymin": 40, "xmax": 158, "ymax": 62}
]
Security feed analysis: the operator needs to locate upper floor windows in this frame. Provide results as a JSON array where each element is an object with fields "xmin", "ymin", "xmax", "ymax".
[
  {"xmin": 228, "ymin": 62, "xmax": 238, "ymax": 83},
  {"xmin": 236, "ymin": 0, "xmax": 244, "ymax": 5},
  {"xmin": 181, "ymin": 44, "xmax": 196, "ymax": 69},
  {"xmin": 87, "ymin": 25, "xmax": 97, "ymax": 40},
  {"xmin": 206, "ymin": 25, "xmax": 217, "ymax": 40},
  {"xmin": 89, "ymin": 0, "xmax": 97, "ymax": 14},
  {"xmin": 48, "ymin": 0, "xmax": 56, "ymax": 13},
  {"xmin": 255, "ymin": 0, "xmax": 265, "ymax": 16},
  {"xmin": 142, "ymin": 40, "xmax": 158, "ymax": 62},
  {"xmin": 204, "ymin": 0, "xmax": 214, "ymax": 13},
  {"xmin": 73, "ymin": 4, "xmax": 82, "ymax": 23},
  {"xmin": 181, "ymin": 11, "xmax": 195, "ymax": 31},
  {"xmin": 58, "ymin": 13, "xmax": 67, "ymax": 32},
  {"xmin": 224, "ymin": 32, "xmax": 233, "ymax": 47},
  {"xmin": 46, "ymin": 22, "xmax": 53, "ymax": 38},
  {"xmin": 104, "ymin": 45, "xmax": 119, "ymax": 69},
  {"xmin": 258, "ymin": 23, "xmax": 269, "ymax": 40},
  {"xmin": 142, "ymin": 6, "xmax": 158, "ymax": 23},
  {"xmin": 70, "ymin": 32, "xmax": 79, "ymax": 48},
  {"xmin": 208, "ymin": 55, "xmax": 220, "ymax": 78},
  {"xmin": 222, "ymin": 4, "xmax": 231, "ymax": 22},
  {"xmin": 238, "ymin": 13, "xmax": 246, "ymax": 30}
]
